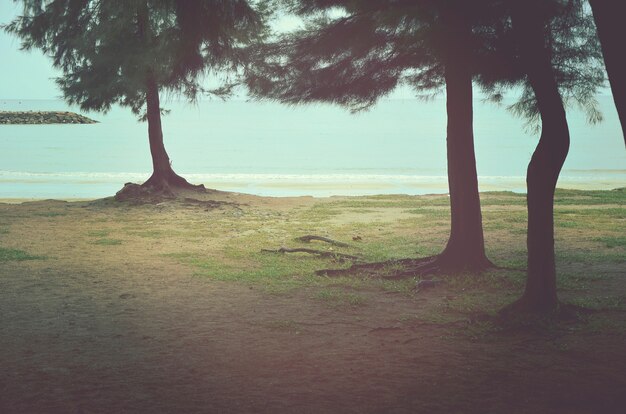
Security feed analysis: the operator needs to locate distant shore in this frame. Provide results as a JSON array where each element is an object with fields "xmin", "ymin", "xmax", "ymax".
[{"xmin": 0, "ymin": 110, "xmax": 97, "ymax": 124}]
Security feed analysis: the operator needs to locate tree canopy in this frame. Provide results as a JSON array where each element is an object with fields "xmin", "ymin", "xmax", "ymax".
[
  {"xmin": 246, "ymin": 0, "xmax": 603, "ymax": 125},
  {"xmin": 6, "ymin": 0, "xmax": 268, "ymax": 194},
  {"xmin": 6, "ymin": 0, "xmax": 267, "ymax": 115}
]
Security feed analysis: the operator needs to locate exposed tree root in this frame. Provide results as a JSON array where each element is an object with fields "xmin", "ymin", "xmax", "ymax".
[
  {"xmin": 316, "ymin": 254, "xmax": 497, "ymax": 279},
  {"xmin": 141, "ymin": 171, "xmax": 205, "ymax": 193},
  {"xmin": 295, "ymin": 235, "xmax": 350, "ymax": 247},
  {"xmin": 261, "ymin": 247, "xmax": 360, "ymax": 261},
  {"xmin": 115, "ymin": 171, "xmax": 205, "ymax": 204}
]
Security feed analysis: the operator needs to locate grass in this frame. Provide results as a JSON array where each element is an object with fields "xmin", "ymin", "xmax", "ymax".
[
  {"xmin": 569, "ymin": 295, "xmax": 626, "ymax": 311},
  {"xmin": 92, "ymin": 238, "xmax": 123, "ymax": 246},
  {"xmin": 0, "ymin": 247, "xmax": 45, "ymax": 262},
  {"xmin": 554, "ymin": 187, "xmax": 626, "ymax": 205},
  {"xmin": 594, "ymin": 236, "xmax": 626, "ymax": 249},
  {"xmin": 88, "ymin": 230, "xmax": 110, "ymax": 237},
  {"xmin": 128, "ymin": 230, "xmax": 165, "ymax": 238},
  {"xmin": 34, "ymin": 211, "xmax": 67, "ymax": 217},
  {"xmin": 149, "ymin": 188, "xmax": 625, "ymax": 319}
]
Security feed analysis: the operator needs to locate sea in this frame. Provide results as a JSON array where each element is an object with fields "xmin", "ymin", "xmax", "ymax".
[{"xmin": 0, "ymin": 96, "xmax": 624, "ymax": 199}]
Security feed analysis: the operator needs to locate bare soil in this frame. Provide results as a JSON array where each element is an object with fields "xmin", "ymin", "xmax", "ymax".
[{"xmin": 0, "ymin": 192, "xmax": 625, "ymax": 413}]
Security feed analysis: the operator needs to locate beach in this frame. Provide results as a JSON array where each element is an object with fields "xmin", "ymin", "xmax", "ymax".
[
  {"xmin": 1, "ymin": 189, "xmax": 625, "ymax": 412},
  {"xmin": 0, "ymin": 97, "xmax": 624, "ymax": 199}
]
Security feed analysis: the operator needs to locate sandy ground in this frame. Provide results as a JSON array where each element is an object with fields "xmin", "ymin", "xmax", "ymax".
[{"xmin": 0, "ymin": 192, "xmax": 625, "ymax": 413}]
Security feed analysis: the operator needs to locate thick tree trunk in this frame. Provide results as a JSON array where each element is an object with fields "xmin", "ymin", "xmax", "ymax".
[
  {"xmin": 589, "ymin": 0, "xmax": 626, "ymax": 146},
  {"xmin": 507, "ymin": 1, "xmax": 570, "ymax": 313},
  {"xmin": 135, "ymin": 1, "xmax": 201, "ymax": 193},
  {"xmin": 142, "ymin": 74, "xmax": 199, "ymax": 192},
  {"xmin": 439, "ymin": 7, "xmax": 491, "ymax": 272}
]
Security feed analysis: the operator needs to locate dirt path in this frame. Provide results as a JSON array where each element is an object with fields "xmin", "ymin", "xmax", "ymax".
[{"xmin": 1, "ymin": 196, "xmax": 625, "ymax": 413}]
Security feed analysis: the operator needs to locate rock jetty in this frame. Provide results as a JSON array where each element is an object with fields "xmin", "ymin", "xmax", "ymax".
[{"xmin": 0, "ymin": 111, "xmax": 97, "ymax": 125}]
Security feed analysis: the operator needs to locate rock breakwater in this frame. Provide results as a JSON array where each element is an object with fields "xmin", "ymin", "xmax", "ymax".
[{"xmin": 0, "ymin": 111, "xmax": 97, "ymax": 125}]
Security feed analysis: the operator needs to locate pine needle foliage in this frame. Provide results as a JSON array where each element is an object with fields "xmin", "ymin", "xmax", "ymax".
[
  {"xmin": 246, "ymin": 0, "xmax": 604, "ymax": 126},
  {"xmin": 5, "ymin": 0, "xmax": 267, "ymax": 115},
  {"xmin": 478, "ymin": 0, "xmax": 605, "ymax": 132}
]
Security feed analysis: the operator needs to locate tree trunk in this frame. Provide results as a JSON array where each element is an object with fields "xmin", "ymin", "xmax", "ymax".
[
  {"xmin": 507, "ymin": 1, "xmax": 570, "ymax": 313},
  {"xmin": 142, "ymin": 74, "xmax": 199, "ymax": 191},
  {"xmin": 589, "ymin": 0, "xmax": 626, "ymax": 146},
  {"xmin": 439, "ymin": 7, "xmax": 491, "ymax": 272},
  {"xmin": 135, "ymin": 1, "xmax": 201, "ymax": 193}
]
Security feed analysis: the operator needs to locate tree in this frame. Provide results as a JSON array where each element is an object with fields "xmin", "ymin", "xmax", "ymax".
[
  {"xmin": 496, "ymin": 0, "xmax": 604, "ymax": 313},
  {"xmin": 6, "ymin": 0, "xmax": 265, "ymax": 196},
  {"xmin": 588, "ymin": 0, "xmax": 626, "ymax": 146},
  {"xmin": 246, "ymin": 0, "xmax": 497, "ymax": 276}
]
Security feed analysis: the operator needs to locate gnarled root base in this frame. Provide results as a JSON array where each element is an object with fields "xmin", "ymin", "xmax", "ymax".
[
  {"xmin": 316, "ymin": 253, "xmax": 495, "ymax": 279},
  {"xmin": 115, "ymin": 170, "xmax": 205, "ymax": 203}
]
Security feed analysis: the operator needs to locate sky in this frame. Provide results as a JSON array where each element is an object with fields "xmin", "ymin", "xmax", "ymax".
[{"xmin": 0, "ymin": 2, "xmax": 63, "ymax": 100}]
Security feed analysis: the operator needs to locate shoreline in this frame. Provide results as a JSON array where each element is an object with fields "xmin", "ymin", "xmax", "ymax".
[{"xmin": 0, "ymin": 186, "xmax": 623, "ymax": 204}]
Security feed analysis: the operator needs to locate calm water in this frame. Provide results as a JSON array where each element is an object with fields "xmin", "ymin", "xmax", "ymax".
[{"xmin": 0, "ymin": 97, "xmax": 624, "ymax": 198}]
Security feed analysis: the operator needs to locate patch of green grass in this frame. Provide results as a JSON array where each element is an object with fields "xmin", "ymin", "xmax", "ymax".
[
  {"xmin": 556, "ymin": 221, "xmax": 580, "ymax": 228},
  {"xmin": 555, "ymin": 207, "xmax": 623, "ymax": 216},
  {"xmin": 479, "ymin": 192, "xmax": 527, "ymax": 206},
  {"xmin": 34, "ymin": 211, "xmax": 67, "ymax": 217},
  {"xmin": 314, "ymin": 288, "xmax": 367, "ymax": 307},
  {"xmin": 557, "ymin": 250, "xmax": 625, "ymax": 265},
  {"xmin": 0, "ymin": 228, "xmax": 9, "ymax": 235},
  {"xmin": 167, "ymin": 250, "xmax": 339, "ymax": 289},
  {"xmin": 554, "ymin": 188, "xmax": 626, "ymax": 205},
  {"xmin": 569, "ymin": 295, "xmax": 626, "ymax": 311},
  {"xmin": 87, "ymin": 230, "xmax": 110, "ymax": 237},
  {"xmin": 297, "ymin": 204, "xmax": 343, "ymax": 221},
  {"xmin": 129, "ymin": 229, "xmax": 165, "ymax": 238},
  {"xmin": 0, "ymin": 247, "xmax": 45, "ymax": 262},
  {"xmin": 92, "ymin": 238, "xmax": 122, "ymax": 246},
  {"xmin": 358, "ymin": 237, "xmax": 441, "ymax": 262},
  {"xmin": 378, "ymin": 279, "xmax": 415, "ymax": 294},
  {"xmin": 404, "ymin": 208, "xmax": 450, "ymax": 218},
  {"xmin": 594, "ymin": 236, "xmax": 626, "ymax": 249}
]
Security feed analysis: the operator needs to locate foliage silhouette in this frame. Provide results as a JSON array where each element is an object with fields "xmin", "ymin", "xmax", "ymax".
[{"xmin": 6, "ymin": 0, "xmax": 266, "ymax": 196}]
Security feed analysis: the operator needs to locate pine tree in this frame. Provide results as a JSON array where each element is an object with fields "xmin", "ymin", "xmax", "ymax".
[
  {"xmin": 486, "ymin": 0, "xmax": 605, "ymax": 314},
  {"xmin": 246, "ymin": 0, "xmax": 509, "ymax": 276},
  {"xmin": 6, "ymin": 0, "xmax": 265, "ymax": 197},
  {"xmin": 589, "ymin": 0, "xmax": 626, "ymax": 145}
]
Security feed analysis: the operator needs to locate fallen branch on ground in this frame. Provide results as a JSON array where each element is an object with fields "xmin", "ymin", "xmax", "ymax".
[
  {"xmin": 316, "ymin": 256, "xmax": 437, "ymax": 279},
  {"xmin": 261, "ymin": 247, "xmax": 360, "ymax": 261},
  {"xmin": 295, "ymin": 235, "xmax": 350, "ymax": 247}
]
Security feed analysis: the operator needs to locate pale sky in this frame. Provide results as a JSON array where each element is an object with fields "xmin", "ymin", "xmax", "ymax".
[{"xmin": 0, "ymin": 2, "xmax": 63, "ymax": 99}]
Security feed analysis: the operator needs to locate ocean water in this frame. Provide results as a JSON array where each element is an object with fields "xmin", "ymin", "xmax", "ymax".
[{"xmin": 0, "ymin": 97, "xmax": 624, "ymax": 199}]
